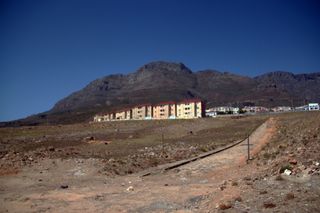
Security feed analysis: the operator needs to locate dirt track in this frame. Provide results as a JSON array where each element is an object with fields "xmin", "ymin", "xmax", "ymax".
[{"xmin": 0, "ymin": 118, "xmax": 276, "ymax": 212}]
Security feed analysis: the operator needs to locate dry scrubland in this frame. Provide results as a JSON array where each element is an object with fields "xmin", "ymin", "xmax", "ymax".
[
  {"xmin": 0, "ymin": 115, "xmax": 266, "ymax": 175},
  {"xmin": 0, "ymin": 112, "xmax": 319, "ymax": 213},
  {"xmin": 221, "ymin": 111, "xmax": 320, "ymax": 212}
]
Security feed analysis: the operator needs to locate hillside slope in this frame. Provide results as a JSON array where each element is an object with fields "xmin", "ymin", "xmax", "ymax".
[{"xmin": 2, "ymin": 61, "xmax": 320, "ymax": 126}]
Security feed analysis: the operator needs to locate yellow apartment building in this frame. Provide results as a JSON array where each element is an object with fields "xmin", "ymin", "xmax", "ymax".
[
  {"xmin": 146, "ymin": 105, "xmax": 153, "ymax": 119},
  {"xmin": 125, "ymin": 109, "xmax": 132, "ymax": 120},
  {"xmin": 176, "ymin": 99, "xmax": 202, "ymax": 119},
  {"xmin": 115, "ymin": 111, "xmax": 126, "ymax": 120},
  {"xmin": 153, "ymin": 102, "xmax": 169, "ymax": 119},
  {"xmin": 93, "ymin": 99, "xmax": 203, "ymax": 122},
  {"xmin": 132, "ymin": 105, "xmax": 147, "ymax": 120}
]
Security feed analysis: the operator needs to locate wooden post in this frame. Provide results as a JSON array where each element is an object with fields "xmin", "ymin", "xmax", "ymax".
[
  {"xmin": 161, "ymin": 127, "xmax": 164, "ymax": 155},
  {"xmin": 247, "ymin": 135, "xmax": 250, "ymax": 163}
]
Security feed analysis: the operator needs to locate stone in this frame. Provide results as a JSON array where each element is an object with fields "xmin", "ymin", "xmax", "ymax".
[
  {"xmin": 263, "ymin": 202, "xmax": 276, "ymax": 208},
  {"xmin": 285, "ymin": 192, "xmax": 295, "ymax": 200},
  {"xmin": 217, "ymin": 201, "xmax": 232, "ymax": 210},
  {"xmin": 220, "ymin": 185, "xmax": 226, "ymax": 191},
  {"xmin": 289, "ymin": 159, "xmax": 297, "ymax": 165},
  {"xmin": 243, "ymin": 177, "xmax": 251, "ymax": 181},
  {"xmin": 48, "ymin": 146, "xmax": 55, "ymax": 152},
  {"xmin": 60, "ymin": 185, "xmax": 68, "ymax": 189},
  {"xmin": 284, "ymin": 169, "xmax": 292, "ymax": 175},
  {"xmin": 126, "ymin": 186, "xmax": 134, "ymax": 191}
]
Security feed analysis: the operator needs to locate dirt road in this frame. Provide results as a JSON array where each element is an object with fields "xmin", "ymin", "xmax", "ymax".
[{"xmin": 0, "ymin": 118, "xmax": 276, "ymax": 212}]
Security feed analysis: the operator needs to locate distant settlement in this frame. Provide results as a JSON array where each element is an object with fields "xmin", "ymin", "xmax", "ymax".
[
  {"xmin": 93, "ymin": 101, "xmax": 319, "ymax": 122},
  {"xmin": 94, "ymin": 99, "xmax": 204, "ymax": 122}
]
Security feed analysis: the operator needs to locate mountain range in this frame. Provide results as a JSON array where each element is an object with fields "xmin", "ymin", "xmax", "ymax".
[{"xmin": 2, "ymin": 61, "xmax": 320, "ymax": 126}]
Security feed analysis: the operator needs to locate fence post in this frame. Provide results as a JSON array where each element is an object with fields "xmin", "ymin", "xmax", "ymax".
[{"xmin": 247, "ymin": 134, "xmax": 250, "ymax": 163}]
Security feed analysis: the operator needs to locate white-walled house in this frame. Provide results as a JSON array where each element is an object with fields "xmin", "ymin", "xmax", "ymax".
[{"xmin": 308, "ymin": 103, "xmax": 319, "ymax": 111}]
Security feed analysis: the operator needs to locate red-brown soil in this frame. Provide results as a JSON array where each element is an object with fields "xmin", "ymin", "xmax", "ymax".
[{"xmin": 0, "ymin": 112, "xmax": 319, "ymax": 212}]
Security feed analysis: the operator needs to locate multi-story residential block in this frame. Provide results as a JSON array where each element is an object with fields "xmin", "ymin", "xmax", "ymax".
[
  {"xmin": 93, "ymin": 99, "xmax": 204, "ymax": 122},
  {"xmin": 153, "ymin": 102, "xmax": 174, "ymax": 119},
  {"xmin": 176, "ymin": 99, "xmax": 202, "ymax": 119},
  {"xmin": 146, "ymin": 105, "xmax": 153, "ymax": 119},
  {"xmin": 125, "ymin": 109, "xmax": 132, "ymax": 120},
  {"xmin": 115, "ymin": 111, "xmax": 126, "ymax": 120},
  {"xmin": 131, "ymin": 105, "xmax": 146, "ymax": 120}
]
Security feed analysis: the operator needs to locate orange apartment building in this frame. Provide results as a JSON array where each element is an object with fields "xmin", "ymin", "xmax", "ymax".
[{"xmin": 93, "ymin": 99, "xmax": 204, "ymax": 122}]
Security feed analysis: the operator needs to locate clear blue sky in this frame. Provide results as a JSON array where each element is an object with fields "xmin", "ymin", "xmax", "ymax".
[{"xmin": 1, "ymin": 0, "xmax": 320, "ymax": 121}]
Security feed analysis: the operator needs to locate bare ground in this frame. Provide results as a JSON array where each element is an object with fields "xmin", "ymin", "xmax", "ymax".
[
  {"xmin": 0, "ymin": 112, "xmax": 320, "ymax": 212},
  {"xmin": 0, "ymin": 116, "xmax": 266, "ymax": 176}
]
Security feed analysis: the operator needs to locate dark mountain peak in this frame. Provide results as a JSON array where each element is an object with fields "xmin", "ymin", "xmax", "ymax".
[
  {"xmin": 4, "ymin": 61, "xmax": 320, "ymax": 126},
  {"xmin": 295, "ymin": 72, "xmax": 320, "ymax": 80},
  {"xmin": 255, "ymin": 71, "xmax": 294, "ymax": 80},
  {"xmin": 196, "ymin": 69, "xmax": 222, "ymax": 75},
  {"xmin": 137, "ymin": 61, "xmax": 192, "ymax": 74}
]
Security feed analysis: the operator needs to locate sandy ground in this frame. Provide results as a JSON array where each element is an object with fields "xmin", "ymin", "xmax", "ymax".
[{"xmin": 0, "ymin": 118, "xmax": 276, "ymax": 213}]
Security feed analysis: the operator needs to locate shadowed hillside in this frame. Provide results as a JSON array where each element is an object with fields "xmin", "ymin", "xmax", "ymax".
[{"xmin": 1, "ymin": 61, "xmax": 319, "ymax": 126}]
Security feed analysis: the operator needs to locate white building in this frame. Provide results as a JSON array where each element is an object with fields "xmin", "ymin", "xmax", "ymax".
[
  {"xmin": 308, "ymin": 103, "xmax": 319, "ymax": 111},
  {"xmin": 208, "ymin": 106, "xmax": 239, "ymax": 114},
  {"xmin": 271, "ymin": 106, "xmax": 292, "ymax": 112},
  {"xmin": 295, "ymin": 105, "xmax": 308, "ymax": 111},
  {"xmin": 243, "ymin": 106, "xmax": 269, "ymax": 113},
  {"xmin": 206, "ymin": 110, "xmax": 217, "ymax": 117}
]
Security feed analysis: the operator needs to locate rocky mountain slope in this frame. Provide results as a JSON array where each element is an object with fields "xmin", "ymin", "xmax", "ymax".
[
  {"xmin": 2, "ymin": 61, "xmax": 320, "ymax": 126},
  {"xmin": 52, "ymin": 61, "xmax": 320, "ymax": 112}
]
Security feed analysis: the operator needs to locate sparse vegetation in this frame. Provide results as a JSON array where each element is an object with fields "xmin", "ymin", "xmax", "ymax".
[{"xmin": 0, "ymin": 115, "xmax": 267, "ymax": 175}]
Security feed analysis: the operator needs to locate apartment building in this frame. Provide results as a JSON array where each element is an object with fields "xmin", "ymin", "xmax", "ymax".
[
  {"xmin": 131, "ymin": 105, "xmax": 145, "ymax": 120},
  {"xmin": 146, "ymin": 105, "xmax": 153, "ymax": 119},
  {"xmin": 207, "ymin": 106, "xmax": 240, "ymax": 114},
  {"xmin": 176, "ymin": 100, "xmax": 202, "ymax": 119},
  {"xmin": 115, "ymin": 111, "xmax": 126, "ymax": 120},
  {"xmin": 308, "ymin": 103, "xmax": 319, "ymax": 111},
  {"xmin": 125, "ymin": 109, "xmax": 132, "ymax": 120},
  {"xmin": 152, "ymin": 102, "xmax": 175, "ymax": 119},
  {"xmin": 93, "ymin": 99, "xmax": 204, "ymax": 122}
]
